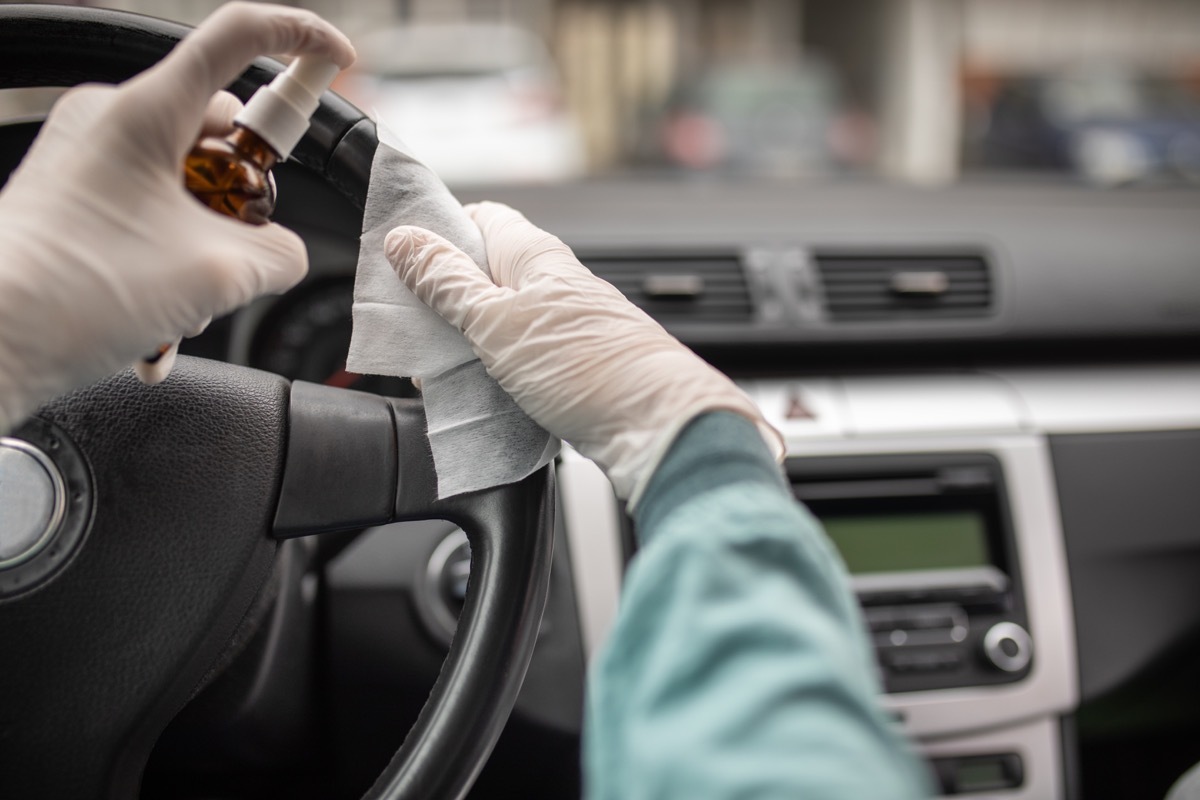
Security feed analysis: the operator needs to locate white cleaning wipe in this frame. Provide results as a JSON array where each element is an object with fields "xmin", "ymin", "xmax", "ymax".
[{"xmin": 346, "ymin": 124, "xmax": 559, "ymax": 497}]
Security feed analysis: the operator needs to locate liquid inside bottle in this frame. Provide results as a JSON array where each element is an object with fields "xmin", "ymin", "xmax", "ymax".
[
  {"xmin": 142, "ymin": 57, "xmax": 339, "ymax": 370},
  {"xmin": 141, "ymin": 127, "xmax": 281, "ymax": 365},
  {"xmin": 183, "ymin": 125, "xmax": 279, "ymax": 226}
]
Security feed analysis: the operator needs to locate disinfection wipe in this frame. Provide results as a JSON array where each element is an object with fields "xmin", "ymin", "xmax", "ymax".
[{"xmin": 346, "ymin": 124, "xmax": 559, "ymax": 497}]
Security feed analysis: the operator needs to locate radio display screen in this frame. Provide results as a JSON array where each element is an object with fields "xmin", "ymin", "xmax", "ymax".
[{"xmin": 818, "ymin": 511, "xmax": 990, "ymax": 575}]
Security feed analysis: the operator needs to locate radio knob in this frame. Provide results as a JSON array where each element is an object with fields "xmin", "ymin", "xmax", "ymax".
[{"xmin": 982, "ymin": 622, "xmax": 1032, "ymax": 673}]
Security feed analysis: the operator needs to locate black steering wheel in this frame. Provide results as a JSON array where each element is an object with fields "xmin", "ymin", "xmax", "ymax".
[{"xmin": 0, "ymin": 6, "xmax": 554, "ymax": 800}]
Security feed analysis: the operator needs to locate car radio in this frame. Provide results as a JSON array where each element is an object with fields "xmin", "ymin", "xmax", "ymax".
[{"xmin": 787, "ymin": 454, "xmax": 1032, "ymax": 694}]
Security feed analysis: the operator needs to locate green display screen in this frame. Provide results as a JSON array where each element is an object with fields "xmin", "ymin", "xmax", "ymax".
[
  {"xmin": 954, "ymin": 759, "xmax": 1010, "ymax": 793},
  {"xmin": 819, "ymin": 511, "xmax": 990, "ymax": 575}
]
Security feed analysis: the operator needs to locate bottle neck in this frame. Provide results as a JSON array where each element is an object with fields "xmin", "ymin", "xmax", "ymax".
[{"xmin": 229, "ymin": 125, "xmax": 281, "ymax": 171}]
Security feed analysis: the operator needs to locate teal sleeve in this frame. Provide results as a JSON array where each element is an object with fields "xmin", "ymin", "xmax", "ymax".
[{"xmin": 583, "ymin": 412, "xmax": 935, "ymax": 799}]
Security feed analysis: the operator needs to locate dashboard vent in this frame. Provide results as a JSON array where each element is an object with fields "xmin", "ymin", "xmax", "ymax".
[
  {"xmin": 815, "ymin": 254, "xmax": 992, "ymax": 321},
  {"xmin": 582, "ymin": 254, "xmax": 753, "ymax": 323}
]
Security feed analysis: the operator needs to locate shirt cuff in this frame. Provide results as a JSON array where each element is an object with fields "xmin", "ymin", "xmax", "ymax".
[{"xmin": 634, "ymin": 411, "xmax": 790, "ymax": 546}]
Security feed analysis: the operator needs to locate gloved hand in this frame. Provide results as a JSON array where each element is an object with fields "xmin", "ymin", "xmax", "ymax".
[
  {"xmin": 387, "ymin": 202, "xmax": 785, "ymax": 506},
  {"xmin": 0, "ymin": 2, "xmax": 355, "ymax": 433}
]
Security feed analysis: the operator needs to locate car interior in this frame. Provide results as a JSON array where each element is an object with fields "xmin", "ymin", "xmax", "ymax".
[{"xmin": 1, "ymin": 3, "xmax": 1199, "ymax": 800}]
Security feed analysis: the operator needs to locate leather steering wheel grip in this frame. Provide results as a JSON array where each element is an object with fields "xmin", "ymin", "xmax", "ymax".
[
  {"xmin": 0, "ymin": 3, "xmax": 372, "ymax": 209},
  {"xmin": 0, "ymin": 6, "xmax": 555, "ymax": 800},
  {"xmin": 275, "ymin": 382, "xmax": 557, "ymax": 800}
]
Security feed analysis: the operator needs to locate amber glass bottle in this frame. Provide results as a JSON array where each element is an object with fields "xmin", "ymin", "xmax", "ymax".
[
  {"xmin": 183, "ymin": 126, "xmax": 279, "ymax": 225},
  {"xmin": 143, "ymin": 57, "xmax": 340, "ymax": 367},
  {"xmin": 182, "ymin": 55, "xmax": 340, "ymax": 223},
  {"xmin": 143, "ymin": 127, "xmax": 279, "ymax": 364}
]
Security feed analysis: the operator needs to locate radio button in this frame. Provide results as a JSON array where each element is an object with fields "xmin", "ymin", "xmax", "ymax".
[{"xmin": 982, "ymin": 622, "xmax": 1033, "ymax": 672}]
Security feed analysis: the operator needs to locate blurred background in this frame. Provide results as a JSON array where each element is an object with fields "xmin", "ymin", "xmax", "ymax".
[{"xmin": 2, "ymin": 0, "xmax": 1200, "ymax": 188}]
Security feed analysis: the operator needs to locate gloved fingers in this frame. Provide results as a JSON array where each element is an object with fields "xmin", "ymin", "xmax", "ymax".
[
  {"xmin": 466, "ymin": 202, "xmax": 644, "ymax": 318},
  {"xmin": 127, "ymin": 2, "xmax": 355, "ymax": 160},
  {"xmin": 385, "ymin": 225, "xmax": 514, "ymax": 332},
  {"xmin": 199, "ymin": 91, "xmax": 243, "ymax": 138},
  {"xmin": 187, "ymin": 315, "xmax": 214, "ymax": 338},
  {"xmin": 194, "ymin": 219, "xmax": 309, "ymax": 316},
  {"xmin": 465, "ymin": 202, "xmax": 579, "ymax": 289},
  {"xmin": 133, "ymin": 340, "xmax": 179, "ymax": 386},
  {"xmin": 131, "ymin": 312, "xmax": 211, "ymax": 385}
]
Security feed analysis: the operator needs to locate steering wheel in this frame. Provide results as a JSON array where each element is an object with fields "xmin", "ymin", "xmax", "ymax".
[{"xmin": 0, "ymin": 6, "xmax": 555, "ymax": 800}]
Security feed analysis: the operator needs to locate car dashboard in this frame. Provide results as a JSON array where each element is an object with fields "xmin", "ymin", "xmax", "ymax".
[
  {"xmin": 187, "ymin": 161, "xmax": 1200, "ymax": 800},
  {"xmin": 2, "ymin": 110, "xmax": 1191, "ymax": 797},
  {"xmin": 183, "ymin": 149, "xmax": 1200, "ymax": 798}
]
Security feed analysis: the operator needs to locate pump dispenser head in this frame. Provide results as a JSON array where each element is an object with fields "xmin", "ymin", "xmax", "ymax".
[{"xmin": 234, "ymin": 57, "xmax": 340, "ymax": 160}]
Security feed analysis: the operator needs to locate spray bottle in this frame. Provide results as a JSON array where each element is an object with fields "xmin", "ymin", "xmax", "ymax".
[{"xmin": 144, "ymin": 57, "xmax": 341, "ymax": 365}]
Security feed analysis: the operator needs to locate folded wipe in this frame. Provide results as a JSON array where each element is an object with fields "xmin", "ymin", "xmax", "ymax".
[{"xmin": 346, "ymin": 125, "xmax": 559, "ymax": 497}]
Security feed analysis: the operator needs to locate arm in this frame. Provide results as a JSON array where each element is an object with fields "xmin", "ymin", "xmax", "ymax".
[
  {"xmin": 386, "ymin": 204, "xmax": 932, "ymax": 799},
  {"xmin": 585, "ymin": 412, "xmax": 935, "ymax": 798}
]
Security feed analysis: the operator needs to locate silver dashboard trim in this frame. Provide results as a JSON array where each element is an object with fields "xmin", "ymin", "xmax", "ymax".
[
  {"xmin": 557, "ymin": 448, "xmax": 624, "ymax": 660},
  {"xmin": 850, "ymin": 566, "xmax": 1009, "ymax": 596},
  {"xmin": 922, "ymin": 716, "xmax": 1063, "ymax": 800},
  {"xmin": 787, "ymin": 433, "xmax": 1078, "ymax": 740},
  {"xmin": 991, "ymin": 365, "xmax": 1200, "ymax": 434}
]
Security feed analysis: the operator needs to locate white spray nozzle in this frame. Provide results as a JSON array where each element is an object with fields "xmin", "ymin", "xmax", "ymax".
[{"xmin": 234, "ymin": 56, "xmax": 341, "ymax": 161}]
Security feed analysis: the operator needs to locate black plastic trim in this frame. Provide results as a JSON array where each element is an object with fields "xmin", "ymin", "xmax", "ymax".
[
  {"xmin": 273, "ymin": 382, "xmax": 398, "ymax": 538},
  {"xmin": 1050, "ymin": 429, "xmax": 1200, "ymax": 702}
]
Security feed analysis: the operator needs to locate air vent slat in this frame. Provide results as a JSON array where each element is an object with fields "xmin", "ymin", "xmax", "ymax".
[
  {"xmin": 824, "ymin": 282, "xmax": 991, "ymax": 296},
  {"xmin": 829, "ymin": 298, "xmax": 991, "ymax": 311},
  {"xmin": 815, "ymin": 254, "xmax": 992, "ymax": 322},
  {"xmin": 583, "ymin": 254, "xmax": 752, "ymax": 323},
  {"xmin": 823, "ymin": 274, "xmax": 987, "ymax": 286}
]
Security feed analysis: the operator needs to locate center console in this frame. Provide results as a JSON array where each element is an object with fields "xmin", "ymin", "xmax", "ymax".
[
  {"xmin": 561, "ymin": 373, "xmax": 1086, "ymax": 799},
  {"xmin": 788, "ymin": 453, "xmax": 1032, "ymax": 695},
  {"xmin": 765, "ymin": 376, "xmax": 1081, "ymax": 798},
  {"xmin": 784, "ymin": 442, "xmax": 1069, "ymax": 797}
]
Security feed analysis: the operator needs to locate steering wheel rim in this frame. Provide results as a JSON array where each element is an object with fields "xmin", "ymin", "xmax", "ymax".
[
  {"xmin": 0, "ymin": 4, "xmax": 374, "ymax": 210},
  {"xmin": 0, "ymin": 6, "xmax": 554, "ymax": 800}
]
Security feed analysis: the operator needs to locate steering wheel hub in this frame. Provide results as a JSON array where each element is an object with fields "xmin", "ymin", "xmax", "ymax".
[
  {"xmin": 0, "ymin": 418, "xmax": 94, "ymax": 601},
  {"xmin": 0, "ymin": 437, "xmax": 65, "ymax": 567}
]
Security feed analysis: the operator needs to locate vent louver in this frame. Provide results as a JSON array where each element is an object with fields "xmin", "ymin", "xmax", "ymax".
[
  {"xmin": 815, "ymin": 254, "xmax": 992, "ymax": 321},
  {"xmin": 582, "ymin": 254, "xmax": 753, "ymax": 323}
]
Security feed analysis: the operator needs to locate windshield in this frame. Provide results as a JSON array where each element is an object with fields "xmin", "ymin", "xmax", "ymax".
[{"xmin": 4, "ymin": 0, "xmax": 1199, "ymax": 188}]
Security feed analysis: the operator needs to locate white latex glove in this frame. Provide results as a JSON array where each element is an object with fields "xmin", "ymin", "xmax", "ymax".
[
  {"xmin": 0, "ymin": 2, "xmax": 355, "ymax": 433},
  {"xmin": 387, "ymin": 202, "xmax": 785, "ymax": 506}
]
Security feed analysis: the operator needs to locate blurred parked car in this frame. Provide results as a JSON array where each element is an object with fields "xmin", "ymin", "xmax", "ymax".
[
  {"xmin": 650, "ymin": 58, "xmax": 871, "ymax": 178},
  {"xmin": 976, "ymin": 65, "xmax": 1200, "ymax": 185},
  {"xmin": 340, "ymin": 23, "xmax": 585, "ymax": 186}
]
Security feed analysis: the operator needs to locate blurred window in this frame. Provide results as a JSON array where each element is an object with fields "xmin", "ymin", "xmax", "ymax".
[{"xmin": 7, "ymin": 0, "xmax": 1198, "ymax": 187}]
